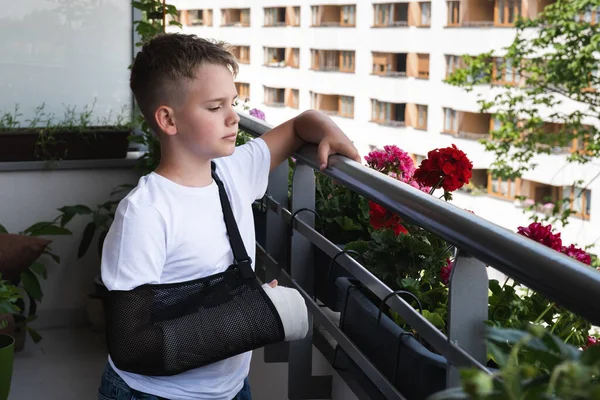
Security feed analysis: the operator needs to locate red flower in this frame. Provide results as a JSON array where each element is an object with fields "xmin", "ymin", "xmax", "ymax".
[
  {"xmin": 583, "ymin": 336, "xmax": 598, "ymax": 350},
  {"xmin": 517, "ymin": 222, "xmax": 562, "ymax": 251},
  {"xmin": 413, "ymin": 145, "xmax": 473, "ymax": 192},
  {"xmin": 441, "ymin": 258, "xmax": 453, "ymax": 285},
  {"xmin": 561, "ymin": 244, "xmax": 592, "ymax": 265},
  {"xmin": 369, "ymin": 201, "xmax": 407, "ymax": 236}
]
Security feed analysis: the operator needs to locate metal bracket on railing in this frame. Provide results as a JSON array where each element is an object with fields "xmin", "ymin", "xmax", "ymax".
[
  {"xmin": 446, "ymin": 250, "xmax": 489, "ymax": 388},
  {"xmin": 288, "ymin": 162, "xmax": 332, "ymax": 400}
]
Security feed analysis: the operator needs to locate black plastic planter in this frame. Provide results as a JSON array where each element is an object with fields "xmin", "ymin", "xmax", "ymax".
[{"xmin": 336, "ymin": 277, "xmax": 447, "ymax": 400}]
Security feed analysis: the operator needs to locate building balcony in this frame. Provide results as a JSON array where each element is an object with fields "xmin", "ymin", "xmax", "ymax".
[{"xmin": 3, "ymin": 2, "xmax": 600, "ymax": 399}]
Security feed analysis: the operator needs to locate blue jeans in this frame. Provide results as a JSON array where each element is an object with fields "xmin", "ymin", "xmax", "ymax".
[{"xmin": 98, "ymin": 363, "xmax": 252, "ymax": 400}]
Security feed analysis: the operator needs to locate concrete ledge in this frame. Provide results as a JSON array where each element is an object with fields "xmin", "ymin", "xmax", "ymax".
[{"xmin": 0, "ymin": 152, "xmax": 143, "ymax": 172}]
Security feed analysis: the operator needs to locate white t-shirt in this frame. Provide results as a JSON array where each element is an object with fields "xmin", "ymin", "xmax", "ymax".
[{"xmin": 101, "ymin": 138, "xmax": 271, "ymax": 400}]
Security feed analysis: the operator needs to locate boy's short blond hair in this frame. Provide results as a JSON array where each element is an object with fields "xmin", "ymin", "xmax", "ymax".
[{"xmin": 130, "ymin": 33, "xmax": 239, "ymax": 132}]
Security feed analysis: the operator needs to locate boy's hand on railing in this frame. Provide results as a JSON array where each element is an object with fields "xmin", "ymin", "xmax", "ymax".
[
  {"xmin": 317, "ymin": 133, "xmax": 361, "ymax": 171},
  {"xmin": 268, "ymin": 279, "xmax": 278, "ymax": 288}
]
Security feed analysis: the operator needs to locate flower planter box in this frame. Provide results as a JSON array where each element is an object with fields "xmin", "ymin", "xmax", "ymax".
[
  {"xmin": 0, "ymin": 128, "xmax": 130, "ymax": 162},
  {"xmin": 336, "ymin": 277, "xmax": 447, "ymax": 399},
  {"xmin": 313, "ymin": 245, "xmax": 354, "ymax": 311}
]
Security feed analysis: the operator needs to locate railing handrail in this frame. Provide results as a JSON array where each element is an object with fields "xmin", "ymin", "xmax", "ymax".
[{"xmin": 238, "ymin": 112, "xmax": 600, "ymax": 327}]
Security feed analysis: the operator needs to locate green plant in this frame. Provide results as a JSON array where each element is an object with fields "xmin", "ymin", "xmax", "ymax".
[
  {"xmin": 0, "ymin": 277, "xmax": 20, "ymax": 329},
  {"xmin": 0, "ymin": 101, "xmax": 132, "ymax": 161},
  {"xmin": 58, "ymin": 184, "xmax": 133, "ymax": 259},
  {"xmin": 446, "ymin": 0, "xmax": 600, "ymax": 180},
  {"xmin": 0, "ymin": 219, "xmax": 71, "ymax": 342},
  {"xmin": 429, "ymin": 325, "xmax": 600, "ymax": 400}
]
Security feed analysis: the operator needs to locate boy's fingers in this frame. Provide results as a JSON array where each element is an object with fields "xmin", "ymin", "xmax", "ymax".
[
  {"xmin": 268, "ymin": 279, "xmax": 278, "ymax": 288},
  {"xmin": 318, "ymin": 142, "xmax": 331, "ymax": 171}
]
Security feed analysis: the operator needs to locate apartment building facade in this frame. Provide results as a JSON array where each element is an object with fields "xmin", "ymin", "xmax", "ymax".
[{"xmin": 169, "ymin": 0, "xmax": 600, "ymax": 253}]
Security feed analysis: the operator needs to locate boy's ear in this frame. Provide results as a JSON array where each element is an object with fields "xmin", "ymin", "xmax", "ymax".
[{"xmin": 155, "ymin": 105, "xmax": 177, "ymax": 136}]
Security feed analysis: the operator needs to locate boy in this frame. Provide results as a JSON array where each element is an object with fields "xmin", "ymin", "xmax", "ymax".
[{"xmin": 98, "ymin": 33, "xmax": 360, "ymax": 400}]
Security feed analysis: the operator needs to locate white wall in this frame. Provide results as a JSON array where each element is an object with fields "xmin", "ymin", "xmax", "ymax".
[
  {"xmin": 1, "ymin": 0, "xmax": 132, "ymax": 124},
  {"xmin": 0, "ymin": 167, "xmax": 140, "ymax": 329}
]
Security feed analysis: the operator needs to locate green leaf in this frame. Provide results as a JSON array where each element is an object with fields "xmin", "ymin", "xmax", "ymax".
[
  {"xmin": 25, "ymin": 222, "xmax": 71, "ymax": 236},
  {"xmin": 580, "ymin": 344, "xmax": 600, "ymax": 367},
  {"xmin": 43, "ymin": 250, "xmax": 60, "ymax": 265},
  {"xmin": 0, "ymin": 224, "xmax": 7, "ymax": 233},
  {"xmin": 29, "ymin": 262, "xmax": 47, "ymax": 279},
  {"xmin": 27, "ymin": 325, "xmax": 42, "ymax": 343},
  {"xmin": 78, "ymin": 222, "xmax": 97, "ymax": 259},
  {"xmin": 20, "ymin": 269, "xmax": 43, "ymax": 301},
  {"xmin": 57, "ymin": 204, "xmax": 93, "ymax": 227},
  {"xmin": 487, "ymin": 342, "xmax": 509, "ymax": 368},
  {"xmin": 423, "ymin": 310, "xmax": 445, "ymax": 330}
]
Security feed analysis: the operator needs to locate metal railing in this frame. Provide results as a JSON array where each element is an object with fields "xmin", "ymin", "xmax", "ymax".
[{"xmin": 238, "ymin": 112, "xmax": 600, "ymax": 399}]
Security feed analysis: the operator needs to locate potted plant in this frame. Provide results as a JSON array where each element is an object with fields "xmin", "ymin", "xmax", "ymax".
[
  {"xmin": 0, "ymin": 218, "xmax": 70, "ymax": 350},
  {"xmin": 0, "ymin": 102, "xmax": 132, "ymax": 162},
  {"xmin": 429, "ymin": 325, "xmax": 600, "ymax": 399},
  {"xmin": 0, "ymin": 276, "xmax": 20, "ymax": 400}
]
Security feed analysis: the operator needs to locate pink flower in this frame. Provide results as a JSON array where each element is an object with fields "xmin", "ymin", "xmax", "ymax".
[
  {"xmin": 517, "ymin": 222, "xmax": 562, "ymax": 251},
  {"xmin": 249, "ymin": 108, "xmax": 266, "ymax": 121},
  {"xmin": 365, "ymin": 145, "xmax": 416, "ymax": 181},
  {"xmin": 441, "ymin": 258, "xmax": 453, "ymax": 285},
  {"xmin": 561, "ymin": 244, "xmax": 592, "ymax": 265}
]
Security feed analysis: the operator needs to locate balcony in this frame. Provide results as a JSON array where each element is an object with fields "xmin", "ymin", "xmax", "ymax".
[
  {"xmin": 310, "ymin": 92, "xmax": 354, "ymax": 118},
  {"xmin": 3, "ymin": 3, "xmax": 600, "ymax": 400},
  {"xmin": 448, "ymin": 0, "xmax": 556, "ymax": 28},
  {"xmin": 221, "ymin": 8, "xmax": 250, "ymax": 27},
  {"xmin": 441, "ymin": 108, "xmax": 492, "ymax": 140},
  {"xmin": 311, "ymin": 50, "xmax": 355, "ymax": 73},
  {"xmin": 178, "ymin": 9, "xmax": 213, "ymax": 27},
  {"xmin": 264, "ymin": 6, "xmax": 300, "ymax": 27},
  {"xmin": 264, "ymin": 47, "xmax": 299, "ymax": 68},
  {"xmin": 311, "ymin": 5, "xmax": 356, "ymax": 27},
  {"xmin": 373, "ymin": 3, "xmax": 409, "ymax": 27},
  {"xmin": 372, "ymin": 52, "xmax": 429, "ymax": 79}
]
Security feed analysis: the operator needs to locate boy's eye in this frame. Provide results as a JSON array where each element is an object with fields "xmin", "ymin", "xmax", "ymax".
[{"xmin": 209, "ymin": 106, "xmax": 222, "ymax": 111}]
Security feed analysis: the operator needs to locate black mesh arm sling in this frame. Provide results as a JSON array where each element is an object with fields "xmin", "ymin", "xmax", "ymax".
[{"xmin": 104, "ymin": 163, "xmax": 285, "ymax": 376}]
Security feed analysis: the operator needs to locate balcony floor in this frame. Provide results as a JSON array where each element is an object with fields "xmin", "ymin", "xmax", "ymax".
[{"xmin": 7, "ymin": 327, "xmax": 306, "ymax": 400}]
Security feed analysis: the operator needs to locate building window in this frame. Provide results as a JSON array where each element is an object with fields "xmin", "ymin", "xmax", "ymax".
[
  {"xmin": 264, "ymin": 47, "xmax": 285, "ymax": 67},
  {"xmin": 373, "ymin": 3, "xmax": 408, "ymax": 27},
  {"xmin": 264, "ymin": 7, "xmax": 286, "ymax": 26},
  {"xmin": 285, "ymin": 88, "xmax": 299, "ymax": 109},
  {"xmin": 371, "ymin": 100, "xmax": 405, "ymax": 126},
  {"xmin": 264, "ymin": 87, "xmax": 285, "ymax": 106},
  {"xmin": 488, "ymin": 175, "xmax": 521, "ymax": 199},
  {"xmin": 372, "ymin": 52, "xmax": 407, "ymax": 76},
  {"xmin": 420, "ymin": 2, "xmax": 431, "ymax": 26},
  {"xmin": 443, "ymin": 108, "xmax": 459, "ymax": 133},
  {"xmin": 495, "ymin": 0, "xmax": 522, "ymax": 26},
  {"xmin": 221, "ymin": 8, "xmax": 250, "ymax": 27},
  {"xmin": 236, "ymin": 82, "xmax": 250, "ymax": 101},
  {"xmin": 493, "ymin": 57, "xmax": 521, "ymax": 85},
  {"xmin": 231, "ymin": 46, "xmax": 250, "ymax": 64},
  {"xmin": 447, "ymin": 1, "xmax": 460, "ymax": 25},
  {"xmin": 563, "ymin": 186, "xmax": 591, "ymax": 219},
  {"xmin": 340, "ymin": 51, "xmax": 355, "ymax": 73},
  {"xmin": 575, "ymin": 6, "xmax": 600, "ymax": 24},
  {"xmin": 342, "ymin": 5, "xmax": 356, "ymax": 26},
  {"xmin": 339, "ymin": 96, "xmax": 354, "ymax": 118},
  {"xmin": 285, "ymin": 48, "xmax": 300, "ymax": 68},
  {"xmin": 290, "ymin": 6, "xmax": 301, "ymax": 26},
  {"xmin": 445, "ymin": 55, "xmax": 461, "ymax": 77},
  {"xmin": 416, "ymin": 105, "xmax": 428, "ymax": 130},
  {"xmin": 417, "ymin": 54, "xmax": 430, "ymax": 79}
]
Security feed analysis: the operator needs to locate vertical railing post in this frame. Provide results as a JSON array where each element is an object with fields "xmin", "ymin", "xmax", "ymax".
[
  {"xmin": 446, "ymin": 250, "xmax": 489, "ymax": 388},
  {"xmin": 263, "ymin": 162, "xmax": 290, "ymax": 363},
  {"xmin": 288, "ymin": 162, "xmax": 332, "ymax": 400}
]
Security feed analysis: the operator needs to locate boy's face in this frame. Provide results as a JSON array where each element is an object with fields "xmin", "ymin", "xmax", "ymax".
[{"xmin": 171, "ymin": 63, "xmax": 240, "ymax": 160}]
